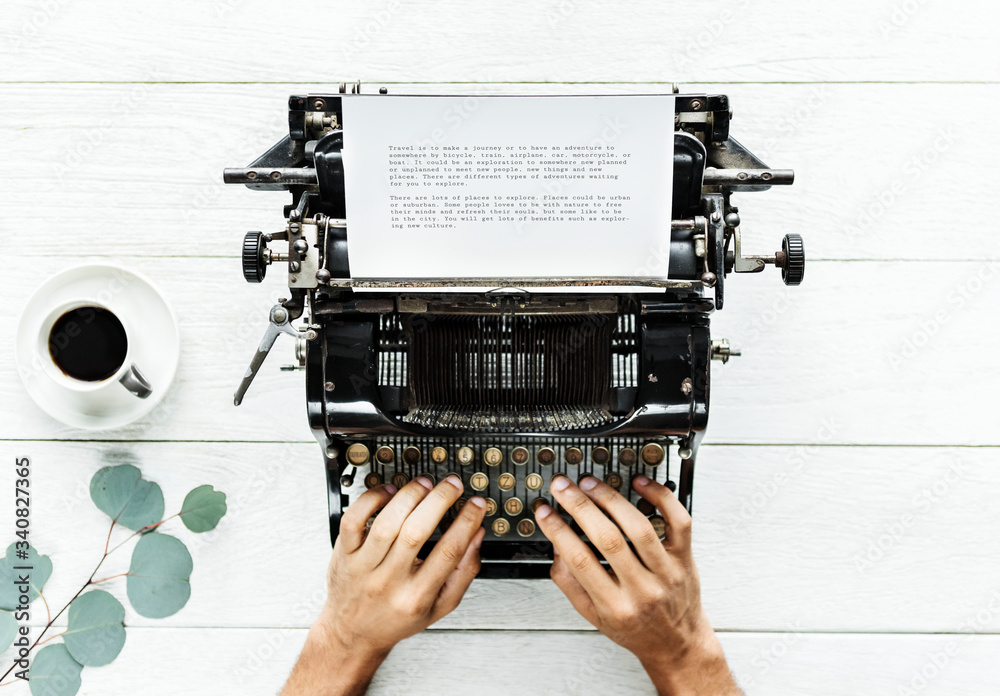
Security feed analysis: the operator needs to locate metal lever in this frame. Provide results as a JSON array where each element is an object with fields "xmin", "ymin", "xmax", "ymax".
[{"xmin": 234, "ymin": 304, "xmax": 300, "ymax": 406}]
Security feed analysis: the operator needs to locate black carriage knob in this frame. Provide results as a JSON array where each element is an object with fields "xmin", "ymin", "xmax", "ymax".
[
  {"xmin": 779, "ymin": 233, "xmax": 805, "ymax": 286},
  {"xmin": 242, "ymin": 231, "xmax": 267, "ymax": 283}
]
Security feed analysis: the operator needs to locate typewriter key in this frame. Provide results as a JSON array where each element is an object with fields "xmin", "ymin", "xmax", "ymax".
[
  {"xmin": 530, "ymin": 497, "xmax": 549, "ymax": 514},
  {"xmin": 402, "ymin": 446, "xmax": 421, "ymax": 465},
  {"xmin": 504, "ymin": 498, "xmax": 524, "ymax": 516},
  {"xmin": 537, "ymin": 447, "xmax": 556, "ymax": 465},
  {"xmin": 420, "ymin": 473, "xmax": 437, "ymax": 485},
  {"xmin": 650, "ymin": 515, "xmax": 667, "ymax": 540},
  {"xmin": 346, "ymin": 443, "xmax": 370, "ymax": 466},
  {"xmin": 470, "ymin": 472, "xmax": 489, "ymax": 491},
  {"xmin": 431, "ymin": 446, "xmax": 448, "ymax": 464},
  {"xmin": 456, "ymin": 446, "xmax": 475, "ymax": 466},
  {"xmin": 375, "ymin": 446, "xmax": 395, "ymax": 465},
  {"xmin": 641, "ymin": 442, "xmax": 665, "ymax": 466},
  {"xmin": 591, "ymin": 446, "xmax": 611, "ymax": 465},
  {"xmin": 484, "ymin": 497, "xmax": 498, "ymax": 516},
  {"xmin": 525, "ymin": 473, "xmax": 543, "ymax": 491},
  {"xmin": 618, "ymin": 447, "xmax": 638, "ymax": 467},
  {"xmin": 517, "ymin": 519, "xmax": 536, "ymax": 537},
  {"xmin": 364, "ymin": 472, "xmax": 383, "ymax": 489},
  {"xmin": 492, "ymin": 519, "xmax": 510, "ymax": 536},
  {"xmin": 454, "ymin": 498, "xmax": 467, "ymax": 513},
  {"xmin": 484, "ymin": 447, "xmax": 503, "ymax": 466},
  {"xmin": 637, "ymin": 498, "xmax": 655, "ymax": 516},
  {"xmin": 511, "ymin": 446, "xmax": 530, "ymax": 465},
  {"xmin": 497, "ymin": 473, "xmax": 516, "ymax": 491},
  {"xmin": 564, "ymin": 447, "xmax": 584, "ymax": 465},
  {"xmin": 604, "ymin": 472, "xmax": 624, "ymax": 490},
  {"xmin": 392, "ymin": 472, "xmax": 410, "ymax": 489}
]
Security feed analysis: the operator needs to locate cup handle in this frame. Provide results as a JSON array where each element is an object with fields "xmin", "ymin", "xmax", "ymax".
[{"xmin": 119, "ymin": 363, "xmax": 153, "ymax": 399}]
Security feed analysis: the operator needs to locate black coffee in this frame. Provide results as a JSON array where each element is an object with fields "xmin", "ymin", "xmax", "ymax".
[{"xmin": 48, "ymin": 306, "xmax": 128, "ymax": 382}]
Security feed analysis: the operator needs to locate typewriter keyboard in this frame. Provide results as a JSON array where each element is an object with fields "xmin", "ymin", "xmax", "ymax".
[{"xmin": 341, "ymin": 438, "xmax": 675, "ymax": 543}]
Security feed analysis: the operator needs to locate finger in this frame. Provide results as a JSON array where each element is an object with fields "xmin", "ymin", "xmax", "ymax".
[
  {"xmin": 357, "ymin": 477, "xmax": 434, "ymax": 566},
  {"xmin": 534, "ymin": 502, "xmax": 616, "ymax": 597},
  {"xmin": 429, "ymin": 527, "xmax": 485, "ymax": 622},
  {"xmin": 548, "ymin": 475, "xmax": 643, "ymax": 577},
  {"xmin": 336, "ymin": 484, "xmax": 397, "ymax": 554},
  {"xmin": 578, "ymin": 476, "xmax": 668, "ymax": 573},
  {"xmin": 418, "ymin": 494, "xmax": 487, "ymax": 589},
  {"xmin": 387, "ymin": 475, "xmax": 467, "ymax": 565},
  {"xmin": 633, "ymin": 475, "xmax": 693, "ymax": 554},
  {"xmin": 550, "ymin": 551, "xmax": 600, "ymax": 628}
]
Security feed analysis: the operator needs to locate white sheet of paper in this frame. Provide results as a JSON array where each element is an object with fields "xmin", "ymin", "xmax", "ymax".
[{"xmin": 340, "ymin": 95, "xmax": 675, "ymax": 289}]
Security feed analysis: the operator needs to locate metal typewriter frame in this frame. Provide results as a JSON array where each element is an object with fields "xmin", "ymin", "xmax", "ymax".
[{"xmin": 228, "ymin": 86, "xmax": 803, "ymax": 578}]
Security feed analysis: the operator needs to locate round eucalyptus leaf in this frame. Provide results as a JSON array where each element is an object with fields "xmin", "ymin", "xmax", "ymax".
[
  {"xmin": 90, "ymin": 464, "xmax": 164, "ymax": 532},
  {"xmin": 0, "ymin": 543, "xmax": 53, "ymax": 611},
  {"xmin": 0, "ymin": 611, "xmax": 16, "ymax": 653},
  {"xmin": 179, "ymin": 485, "xmax": 228, "ymax": 533},
  {"xmin": 63, "ymin": 590, "xmax": 126, "ymax": 667},
  {"xmin": 28, "ymin": 644, "xmax": 82, "ymax": 696},
  {"xmin": 127, "ymin": 534, "xmax": 192, "ymax": 619}
]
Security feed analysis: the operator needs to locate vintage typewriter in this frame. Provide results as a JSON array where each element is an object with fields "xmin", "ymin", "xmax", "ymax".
[{"xmin": 227, "ymin": 85, "xmax": 804, "ymax": 577}]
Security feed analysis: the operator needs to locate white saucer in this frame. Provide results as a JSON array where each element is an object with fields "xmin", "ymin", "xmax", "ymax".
[{"xmin": 15, "ymin": 264, "xmax": 180, "ymax": 430}]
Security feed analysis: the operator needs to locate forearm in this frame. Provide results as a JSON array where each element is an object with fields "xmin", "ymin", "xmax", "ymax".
[
  {"xmin": 281, "ymin": 620, "xmax": 389, "ymax": 696},
  {"xmin": 638, "ymin": 629, "xmax": 742, "ymax": 696}
]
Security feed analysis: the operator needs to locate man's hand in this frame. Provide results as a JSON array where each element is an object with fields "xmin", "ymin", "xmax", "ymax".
[
  {"xmin": 282, "ymin": 475, "xmax": 486, "ymax": 696},
  {"xmin": 534, "ymin": 474, "xmax": 740, "ymax": 696}
]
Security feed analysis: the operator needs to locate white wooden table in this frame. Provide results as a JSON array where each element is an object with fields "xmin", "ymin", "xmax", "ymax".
[{"xmin": 1, "ymin": 1, "xmax": 998, "ymax": 693}]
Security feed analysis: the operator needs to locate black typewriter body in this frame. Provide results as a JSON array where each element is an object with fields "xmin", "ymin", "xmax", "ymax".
[{"xmin": 227, "ymin": 88, "xmax": 803, "ymax": 578}]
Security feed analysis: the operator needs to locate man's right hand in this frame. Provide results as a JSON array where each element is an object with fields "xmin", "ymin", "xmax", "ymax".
[{"xmin": 534, "ymin": 474, "xmax": 741, "ymax": 696}]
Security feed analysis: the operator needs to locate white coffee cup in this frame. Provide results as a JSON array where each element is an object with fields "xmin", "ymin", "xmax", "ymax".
[{"xmin": 36, "ymin": 299, "xmax": 153, "ymax": 400}]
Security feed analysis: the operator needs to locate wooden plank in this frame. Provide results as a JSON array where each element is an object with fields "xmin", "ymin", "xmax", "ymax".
[
  {"xmin": 0, "ymin": 82, "xmax": 992, "ymax": 261},
  {"xmin": 1, "ymin": 257, "xmax": 996, "ymax": 444},
  {"xmin": 2, "ymin": 0, "xmax": 998, "ymax": 83},
  {"xmin": 3, "ymin": 442, "xmax": 999, "ymax": 634},
  {"xmin": 2, "ymin": 627, "xmax": 998, "ymax": 695}
]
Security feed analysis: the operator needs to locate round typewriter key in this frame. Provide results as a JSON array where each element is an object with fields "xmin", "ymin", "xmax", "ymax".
[
  {"xmin": 637, "ymin": 498, "xmax": 655, "ymax": 516},
  {"xmin": 392, "ymin": 472, "xmax": 410, "ymax": 489},
  {"xmin": 492, "ymin": 518, "xmax": 510, "ymax": 536},
  {"xmin": 604, "ymin": 472, "xmax": 624, "ymax": 490},
  {"xmin": 470, "ymin": 472, "xmax": 489, "ymax": 491},
  {"xmin": 650, "ymin": 515, "xmax": 667, "ymax": 540},
  {"xmin": 484, "ymin": 497, "xmax": 498, "ymax": 517},
  {"xmin": 517, "ymin": 519, "xmax": 536, "ymax": 537},
  {"xmin": 402, "ymin": 446, "xmax": 421, "ymax": 465},
  {"xmin": 484, "ymin": 447, "xmax": 503, "ymax": 466},
  {"xmin": 456, "ymin": 446, "xmax": 475, "ymax": 466},
  {"xmin": 591, "ymin": 446, "xmax": 611, "ymax": 465},
  {"xmin": 530, "ymin": 497, "xmax": 549, "ymax": 514},
  {"xmin": 375, "ymin": 446, "xmax": 395, "ymax": 465},
  {"xmin": 431, "ymin": 446, "xmax": 448, "ymax": 464},
  {"xmin": 525, "ymin": 473, "xmax": 543, "ymax": 491},
  {"xmin": 564, "ymin": 446, "xmax": 584, "ymax": 465},
  {"xmin": 453, "ymin": 498, "xmax": 468, "ymax": 514},
  {"xmin": 537, "ymin": 447, "xmax": 556, "ymax": 465},
  {"xmin": 618, "ymin": 447, "xmax": 638, "ymax": 467},
  {"xmin": 497, "ymin": 473, "xmax": 516, "ymax": 491},
  {"xmin": 346, "ymin": 443, "xmax": 370, "ymax": 466},
  {"xmin": 420, "ymin": 473, "xmax": 437, "ymax": 486},
  {"xmin": 504, "ymin": 498, "xmax": 524, "ymax": 516},
  {"xmin": 364, "ymin": 472, "xmax": 383, "ymax": 489},
  {"xmin": 511, "ymin": 446, "xmax": 530, "ymax": 465},
  {"xmin": 641, "ymin": 442, "xmax": 665, "ymax": 466}
]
